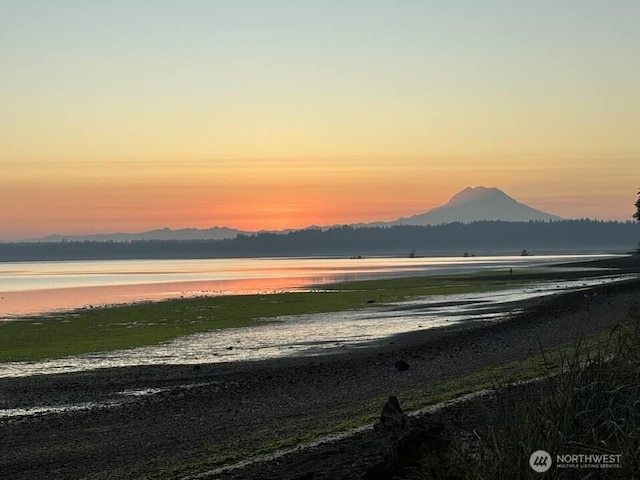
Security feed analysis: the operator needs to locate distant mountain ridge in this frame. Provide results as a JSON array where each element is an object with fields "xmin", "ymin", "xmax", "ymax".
[
  {"xmin": 390, "ymin": 186, "xmax": 562, "ymax": 225},
  {"xmin": 25, "ymin": 186, "xmax": 562, "ymax": 242},
  {"xmin": 31, "ymin": 227, "xmax": 245, "ymax": 243}
]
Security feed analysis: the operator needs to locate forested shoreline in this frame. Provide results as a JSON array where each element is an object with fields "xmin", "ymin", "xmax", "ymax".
[{"xmin": 1, "ymin": 219, "xmax": 638, "ymax": 262}]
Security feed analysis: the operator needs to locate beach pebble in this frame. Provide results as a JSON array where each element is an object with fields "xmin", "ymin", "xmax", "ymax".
[{"xmin": 394, "ymin": 360, "xmax": 410, "ymax": 371}]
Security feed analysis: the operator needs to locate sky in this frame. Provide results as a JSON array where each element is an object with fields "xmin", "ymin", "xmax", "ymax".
[{"xmin": 1, "ymin": 0, "xmax": 639, "ymax": 240}]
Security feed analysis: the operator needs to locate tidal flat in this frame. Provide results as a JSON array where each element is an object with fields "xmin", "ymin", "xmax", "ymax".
[
  {"xmin": 1, "ymin": 257, "xmax": 639, "ymax": 479},
  {"xmin": 0, "ymin": 270, "xmax": 528, "ymax": 363},
  {"xmin": 0, "ymin": 265, "xmax": 635, "ymax": 364}
]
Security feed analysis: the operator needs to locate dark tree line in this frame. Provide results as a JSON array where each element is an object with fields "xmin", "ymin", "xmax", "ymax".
[{"xmin": 1, "ymin": 219, "xmax": 639, "ymax": 262}]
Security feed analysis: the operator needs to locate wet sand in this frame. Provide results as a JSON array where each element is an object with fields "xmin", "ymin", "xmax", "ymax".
[{"xmin": 1, "ymin": 274, "xmax": 639, "ymax": 479}]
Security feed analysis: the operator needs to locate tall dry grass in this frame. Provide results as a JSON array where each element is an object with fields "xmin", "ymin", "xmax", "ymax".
[{"xmin": 410, "ymin": 310, "xmax": 640, "ymax": 479}]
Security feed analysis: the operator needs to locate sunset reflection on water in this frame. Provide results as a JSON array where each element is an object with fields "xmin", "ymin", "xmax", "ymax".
[
  {"xmin": 0, "ymin": 276, "xmax": 321, "ymax": 318},
  {"xmin": 0, "ymin": 255, "xmax": 614, "ymax": 318}
]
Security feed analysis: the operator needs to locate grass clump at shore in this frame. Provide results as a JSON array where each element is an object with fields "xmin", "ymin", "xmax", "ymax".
[
  {"xmin": 0, "ymin": 273, "xmax": 523, "ymax": 363},
  {"xmin": 481, "ymin": 323, "xmax": 639, "ymax": 479},
  {"xmin": 409, "ymin": 316, "xmax": 640, "ymax": 480}
]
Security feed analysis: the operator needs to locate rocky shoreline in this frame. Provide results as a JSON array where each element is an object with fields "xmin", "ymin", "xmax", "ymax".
[{"xmin": 1, "ymin": 277, "xmax": 639, "ymax": 479}]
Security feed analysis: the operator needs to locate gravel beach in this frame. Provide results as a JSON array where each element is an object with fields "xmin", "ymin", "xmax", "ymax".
[{"xmin": 1, "ymin": 275, "xmax": 639, "ymax": 480}]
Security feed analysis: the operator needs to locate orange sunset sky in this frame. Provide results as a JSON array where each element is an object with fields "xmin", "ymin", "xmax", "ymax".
[{"xmin": 2, "ymin": 1, "xmax": 639, "ymax": 240}]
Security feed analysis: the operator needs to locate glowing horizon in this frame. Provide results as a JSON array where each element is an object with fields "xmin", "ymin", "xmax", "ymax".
[
  {"xmin": 2, "ymin": 2, "xmax": 639, "ymax": 240},
  {"xmin": 2, "ymin": 155, "xmax": 635, "ymax": 240}
]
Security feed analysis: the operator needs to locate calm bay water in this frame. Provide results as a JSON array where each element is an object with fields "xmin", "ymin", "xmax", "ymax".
[{"xmin": 0, "ymin": 254, "xmax": 614, "ymax": 318}]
